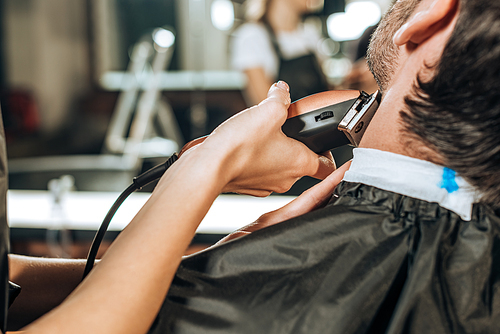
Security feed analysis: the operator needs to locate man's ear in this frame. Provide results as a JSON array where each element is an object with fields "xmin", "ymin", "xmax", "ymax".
[{"xmin": 393, "ymin": 0, "xmax": 458, "ymax": 46}]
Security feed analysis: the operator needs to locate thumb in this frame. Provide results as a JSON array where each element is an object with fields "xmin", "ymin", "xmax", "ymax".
[{"xmin": 259, "ymin": 81, "xmax": 292, "ymax": 115}]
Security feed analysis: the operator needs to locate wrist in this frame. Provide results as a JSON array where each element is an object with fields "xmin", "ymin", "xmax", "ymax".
[
  {"xmin": 191, "ymin": 134, "xmax": 246, "ymax": 187},
  {"xmin": 155, "ymin": 142, "xmax": 233, "ymax": 197}
]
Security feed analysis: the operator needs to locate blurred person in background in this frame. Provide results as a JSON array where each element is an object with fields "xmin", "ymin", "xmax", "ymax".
[{"xmin": 231, "ymin": 0, "xmax": 329, "ymax": 105}]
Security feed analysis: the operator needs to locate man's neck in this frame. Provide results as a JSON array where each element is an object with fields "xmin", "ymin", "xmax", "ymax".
[
  {"xmin": 358, "ymin": 85, "xmax": 444, "ymax": 165},
  {"xmin": 359, "ymin": 46, "xmax": 445, "ymax": 165}
]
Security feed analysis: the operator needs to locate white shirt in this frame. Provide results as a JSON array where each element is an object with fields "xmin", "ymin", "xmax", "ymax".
[
  {"xmin": 343, "ymin": 148, "xmax": 481, "ymax": 221},
  {"xmin": 230, "ymin": 22, "xmax": 323, "ymax": 79}
]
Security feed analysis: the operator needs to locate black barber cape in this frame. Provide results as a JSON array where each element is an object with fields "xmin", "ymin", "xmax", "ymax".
[{"xmin": 148, "ymin": 182, "xmax": 500, "ymax": 334}]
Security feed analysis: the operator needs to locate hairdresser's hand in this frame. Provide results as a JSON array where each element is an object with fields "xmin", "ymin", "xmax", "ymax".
[
  {"xmin": 217, "ymin": 161, "xmax": 351, "ymax": 243},
  {"xmin": 200, "ymin": 81, "xmax": 335, "ymax": 197}
]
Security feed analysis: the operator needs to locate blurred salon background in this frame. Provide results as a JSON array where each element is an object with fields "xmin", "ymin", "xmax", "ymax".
[{"xmin": 0, "ymin": 0, "xmax": 389, "ymax": 258}]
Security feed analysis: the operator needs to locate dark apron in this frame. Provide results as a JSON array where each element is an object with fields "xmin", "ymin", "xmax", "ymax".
[
  {"xmin": 263, "ymin": 22, "xmax": 329, "ymax": 103},
  {"xmin": 148, "ymin": 182, "xmax": 500, "ymax": 333}
]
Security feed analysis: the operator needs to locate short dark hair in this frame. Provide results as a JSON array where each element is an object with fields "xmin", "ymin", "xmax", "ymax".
[{"xmin": 401, "ymin": 0, "xmax": 500, "ymax": 209}]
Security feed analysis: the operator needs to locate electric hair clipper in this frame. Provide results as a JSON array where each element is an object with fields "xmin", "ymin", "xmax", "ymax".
[
  {"xmin": 180, "ymin": 90, "xmax": 381, "ymax": 156},
  {"xmin": 282, "ymin": 90, "xmax": 381, "ymax": 153}
]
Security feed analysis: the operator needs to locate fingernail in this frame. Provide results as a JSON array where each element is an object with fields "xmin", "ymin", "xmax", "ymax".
[{"xmin": 276, "ymin": 81, "xmax": 289, "ymax": 92}]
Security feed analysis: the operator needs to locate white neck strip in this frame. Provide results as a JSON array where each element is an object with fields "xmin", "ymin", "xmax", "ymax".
[{"xmin": 342, "ymin": 148, "xmax": 480, "ymax": 221}]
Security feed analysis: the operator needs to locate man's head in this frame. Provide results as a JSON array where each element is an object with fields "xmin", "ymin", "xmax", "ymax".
[{"xmin": 366, "ymin": 0, "xmax": 500, "ymax": 209}]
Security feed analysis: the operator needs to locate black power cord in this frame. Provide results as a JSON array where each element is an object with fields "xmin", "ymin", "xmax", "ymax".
[{"xmin": 82, "ymin": 153, "xmax": 179, "ymax": 280}]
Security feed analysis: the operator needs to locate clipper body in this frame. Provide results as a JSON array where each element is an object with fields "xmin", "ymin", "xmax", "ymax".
[{"xmin": 282, "ymin": 90, "xmax": 381, "ymax": 153}]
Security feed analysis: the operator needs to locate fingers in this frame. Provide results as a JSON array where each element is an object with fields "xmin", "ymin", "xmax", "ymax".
[
  {"xmin": 203, "ymin": 156, "xmax": 346, "ymax": 245},
  {"xmin": 310, "ymin": 154, "xmax": 336, "ymax": 180},
  {"xmin": 249, "ymin": 160, "xmax": 352, "ymax": 229},
  {"xmin": 216, "ymin": 231, "xmax": 251, "ymax": 245},
  {"xmin": 271, "ymin": 161, "xmax": 351, "ymax": 220},
  {"xmin": 234, "ymin": 189, "xmax": 273, "ymax": 197},
  {"xmin": 294, "ymin": 147, "xmax": 335, "ymax": 181},
  {"xmin": 258, "ymin": 81, "xmax": 292, "ymax": 122},
  {"xmin": 217, "ymin": 161, "xmax": 352, "ymax": 247},
  {"xmin": 276, "ymin": 80, "xmax": 290, "ymax": 92},
  {"xmin": 265, "ymin": 81, "xmax": 291, "ymax": 104},
  {"xmin": 304, "ymin": 161, "xmax": 352, "ymax": 205}
]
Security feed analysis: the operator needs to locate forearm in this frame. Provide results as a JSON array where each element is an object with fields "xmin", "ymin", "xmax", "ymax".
[
  {"xmin": 23, "ymin": 147, "xmax": 227, "ymax": 334},
  {"xmin": 8, "ymin": 255, "xmax": 87, "ymax": 330}
]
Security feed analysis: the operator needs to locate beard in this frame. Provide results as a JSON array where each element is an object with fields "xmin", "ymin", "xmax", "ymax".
[{"xmin": 367, "ymin": 0, "xmax": 421, "ymax": 93}]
